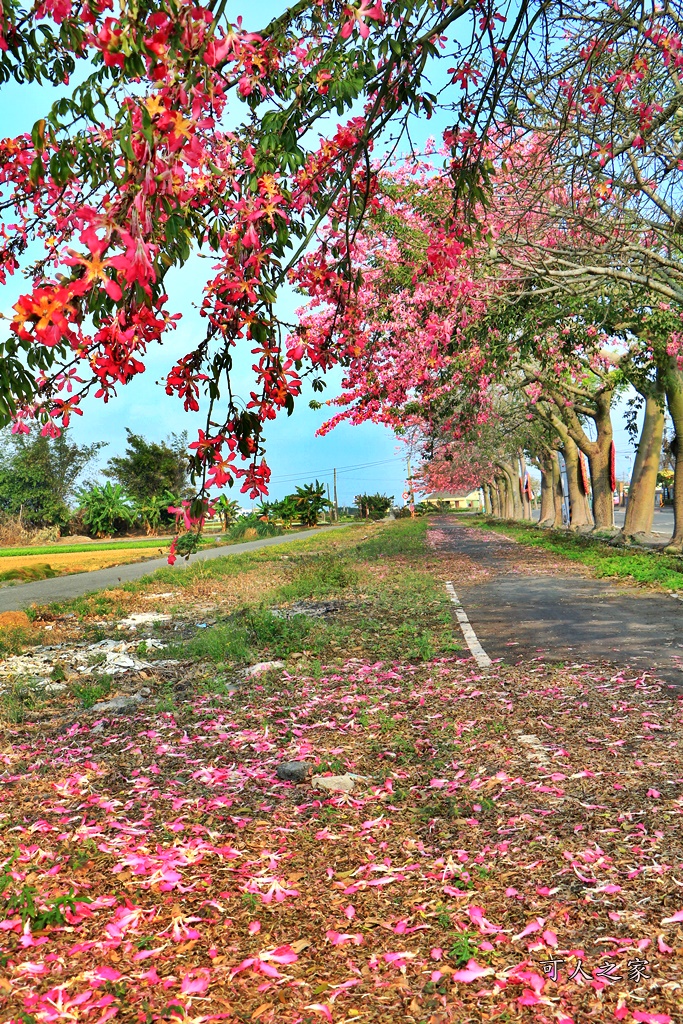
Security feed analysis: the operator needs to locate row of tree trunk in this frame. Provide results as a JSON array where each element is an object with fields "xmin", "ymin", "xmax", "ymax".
[{"xmin": 482, "ymin": 366, "xmax": 683, "ymax": 550}]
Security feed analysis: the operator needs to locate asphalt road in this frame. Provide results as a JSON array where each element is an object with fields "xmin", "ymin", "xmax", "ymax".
[
  {"xmin": 613, "ymin": 506, "xmax": 673, "ymax": 536},
  {"xmin": 436, "ymin": 518, "xmax": 683, "ymax": 689},
  {"xmin": 0, "ymin": 526, "xmax": 349, "ymax": 612},
  {"xmin": 533, "ymin": 505, "xmax": 674, "ymax": 537}
]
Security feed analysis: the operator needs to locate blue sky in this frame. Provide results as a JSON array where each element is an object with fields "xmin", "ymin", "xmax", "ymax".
[{"xmin": 0, "ymin": 1, "xmax": 646, "ymax": 504}]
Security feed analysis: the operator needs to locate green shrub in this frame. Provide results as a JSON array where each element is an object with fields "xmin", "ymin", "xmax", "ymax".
[
  {"xmin": 229, "ymin": 514, "xmax": 282, "ymax": 539},
  {"xmin": 70, "ymin": 674, "xmax": 113, "ymax": 708},
  {"xmin": 77, "ymin": 482, "xmax": 134, "ymax": 537},
  {"xmin": 355, "ymin": 493, "xmax": 394, "ymax": 520}
]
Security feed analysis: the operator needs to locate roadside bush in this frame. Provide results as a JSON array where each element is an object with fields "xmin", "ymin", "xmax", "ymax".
[
  {"xmin": 355, "ymin": 493, "xmax": 394, "ymax": 520},
  {"xmin": 257, "ymin": 497, "xmax": 299, "ymax": 529},
  {"xmin": 77, "ymin": 482, "xmax": 134, "ymax": 537},
  {"xmin": 229, "ymin": 514, "xmax": 283, "ymax": 540},
  {"xmin": 214, "ymin": 496, "xmax": 242, "ymax": 531},
  {"xmin": 292, "ymin": 481, "xmax": 331, "ymax": 526},
  {"xmin": 134, "ymin": 491, "xmax": 180, "ymax": 535}
]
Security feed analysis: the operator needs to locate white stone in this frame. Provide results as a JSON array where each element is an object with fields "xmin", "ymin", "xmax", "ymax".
[
  {"xmin": 117, "ymin": 612, "xmax": 172, "ymax": 630},
  {"xmin": 241, "ymin": 661, "xmax": 285, "ymax": 678},
  {"xmin": 312, "ymin": 774, "xmax": 356, "ymax": 794}
]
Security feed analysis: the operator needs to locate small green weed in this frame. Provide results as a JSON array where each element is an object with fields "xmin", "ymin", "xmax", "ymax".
[
  {"xmin": 1, "ymin": 874, "xmax": 91, "ymax": 929},
  {"xmin": 70, "ymin": 674, "xmax": 112, "ymax": 709},
  {"xmin": 0, "ymin": 626, "xmax": 40, "ymax": 657},
  {"xmin": 448, "ymin": 933, "xmax": 479, "ymax": 967},
  {"xmin": 66, "ymin": 839, "xmax": 99, "ymax": 869},
  {"xmin": 315, "ymin": 757, "xmax": 345, "ymax": 775},
  {"xmin": 155, "ymin": 693, "xmax": 176, "ymax": 713},
  {"xmin": 0, "ymin": 679, "xmax": 46, "ymax": 724},
  {"xmin": 195, "ymin": 675, "xmax": 232, "ymax": 697}
]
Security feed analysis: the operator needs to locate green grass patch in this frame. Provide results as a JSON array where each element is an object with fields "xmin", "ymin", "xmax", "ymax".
[
  {"xmin": 0, "ymin": 679, "xmax": 48, "ymax": 724},
  {"xmin": 0, "ymin": 539, "xmax": 175, "ymax": 557},
  {"xmin": 0, "ymin": 563, "xmax": 58, "ymax": 582},
  {"xmin": 69, "ymin": 674, "xmax": 113, "ymax": 709},
  {"xmin": 184, "ymin": 609, "xmax": 314, "ymax": 666},
  {"xmin": 277, "ymin": 552, "xmax": 359, "ymax": 601},
  {"xmin": 0, "ymin": 626, "xmax": 41, "ymax": 657},
  {"xmin": 461, "ymin": 514, "xmax": 683, "ymax": 591},
  {"xmin": 39, "ymin": 520, "xmax": 461, "ymax": 667}
]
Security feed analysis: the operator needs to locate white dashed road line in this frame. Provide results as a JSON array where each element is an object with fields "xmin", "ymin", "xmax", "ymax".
[{"xmin": 445, "ymin": 581, "xmax": 492, "ymax": 669}]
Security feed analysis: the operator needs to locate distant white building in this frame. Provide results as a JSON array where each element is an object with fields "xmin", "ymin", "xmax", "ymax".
[{"xmin": 422, "ymin": 489, "xmax": 482, "ymax": 510}]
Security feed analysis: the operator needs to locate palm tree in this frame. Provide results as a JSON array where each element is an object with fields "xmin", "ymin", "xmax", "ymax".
[
  {"xmin": 214, "ymin": 495, "xmax": 241, "ymax": 531},
  {"xmin": 293, "ymin": 480, "xmax": 332, "ymax": 526}
]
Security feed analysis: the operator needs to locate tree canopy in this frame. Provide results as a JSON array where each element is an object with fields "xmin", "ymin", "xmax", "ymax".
[
  {"xmin": 1, "ymin": 0, "xmax": 681, "ymax": 543},
  {"xmin": 103, "ymin": 429, "xmax": 189, "ymax": 501},
  {"xmin": 0, "ymin": 427, "xmax": 104, "ymax": 527}
]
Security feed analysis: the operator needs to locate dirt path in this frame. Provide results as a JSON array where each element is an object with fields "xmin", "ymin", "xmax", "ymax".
[{"xmin": 430, "ymin": 517, "xmax": 683, "ymax": 689}]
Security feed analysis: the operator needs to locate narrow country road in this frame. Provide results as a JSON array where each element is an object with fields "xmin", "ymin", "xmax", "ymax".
[
  {"xmin": 433, "ymin": 517, "xmax": 683, "ymax": 689},
  {"xmin": 0, "ymin": 526, "xmax": 349, "ymax": 612}
]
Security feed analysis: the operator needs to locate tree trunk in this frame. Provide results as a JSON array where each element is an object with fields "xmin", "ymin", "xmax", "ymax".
[
  {"xmin": 665, "ymin": 365, "xmax": 683, "ymax": 552},
  {"xmin": 495, "ymin": 474, "xmax": 509, "ymax": 518},
  {"xmin": 501, "ymin": 473, "xmax": 514, "ymax": 519},
  {"xmin": 623, "ymin": 389, "xmax": 665, "ymax": 540},
  {"xmin": 491, "ymin": 480, "xmax": 502, "ymax": 518},
  {"xmin": 499, "ymin": 461, "xmax": 524, "ymax": 520},
  {"xmin": 562, "ymin": 437, "xmax": 592, "ymax": 530},
  {"xmin": 483, "ymin": 486, "xmax": 492, "ymax": 516},
  {"xmin": 551, "ymin": 389, "xmax": 615, "ymax": 531},
  {"xmin": 551, "ymin": 453, "xmax": 564, "ymax": 528},
  {"xmin": 587, "ymin": 442, "xmax": 615, "ymax": 531},
  {"xmin": 539, "ymin": 454, "xmax": 558, "ymax": 527}
]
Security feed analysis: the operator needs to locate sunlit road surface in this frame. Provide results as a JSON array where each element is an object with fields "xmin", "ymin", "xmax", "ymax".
[
  {"xmin": 532, "ymin": 506, "xmax": 674, "ymax": 538},
  {"xmin": 435, "ymin": 517, "xmax": 683, "ymax": 688}
]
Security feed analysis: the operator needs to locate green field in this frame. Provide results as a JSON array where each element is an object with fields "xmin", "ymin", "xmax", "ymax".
[{"xmin": 0, "ymin": 537, "xmax": 182, "ymax": 558}]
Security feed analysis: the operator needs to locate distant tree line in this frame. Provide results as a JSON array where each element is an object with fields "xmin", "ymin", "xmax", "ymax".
[
  {"xmin": 0, "ymin": 426, "xmax": 192, "ymax": 538},
  {"xmin": 0, "ymin": 430, "xmax": 396, "ymax": 542}
]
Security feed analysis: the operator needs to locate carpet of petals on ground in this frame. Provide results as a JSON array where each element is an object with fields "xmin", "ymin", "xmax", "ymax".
[{"xmin": 2, "ymin": 650, "xmax": 682, "ymax": 1024}]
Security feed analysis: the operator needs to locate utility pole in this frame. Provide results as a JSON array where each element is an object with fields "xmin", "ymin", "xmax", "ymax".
[
  {"xmin": 407, "ymin": 455, "xmax": 416, "ymax": 516},
  {"xmin": 333, "ymin": 468, "xmax": 339, "ymax": 522},
  {"xmin": 326, "ymin": 483, "xmax": 332, "ymax": 523}
]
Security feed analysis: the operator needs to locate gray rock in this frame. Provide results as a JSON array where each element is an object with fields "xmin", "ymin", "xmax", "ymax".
[
  {"xmin": 90, "ymin": 693, "xmax": 146, "ymax": 715},
  {"xmin": 271, "ymin": 601, "xmax": 341, "ymax": 620},
  {"xmin": 44, "ymin": 682, "xmax": 67, "ymax": 694},
  {"xmin": 276, "ymin": 761, "xmax": 311, "ymax": 783}
]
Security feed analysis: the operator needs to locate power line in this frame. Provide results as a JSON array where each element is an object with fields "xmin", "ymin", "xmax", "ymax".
[{"xmin": 267, "ymin": 455, "xmax": 406, "ymax": 484}]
